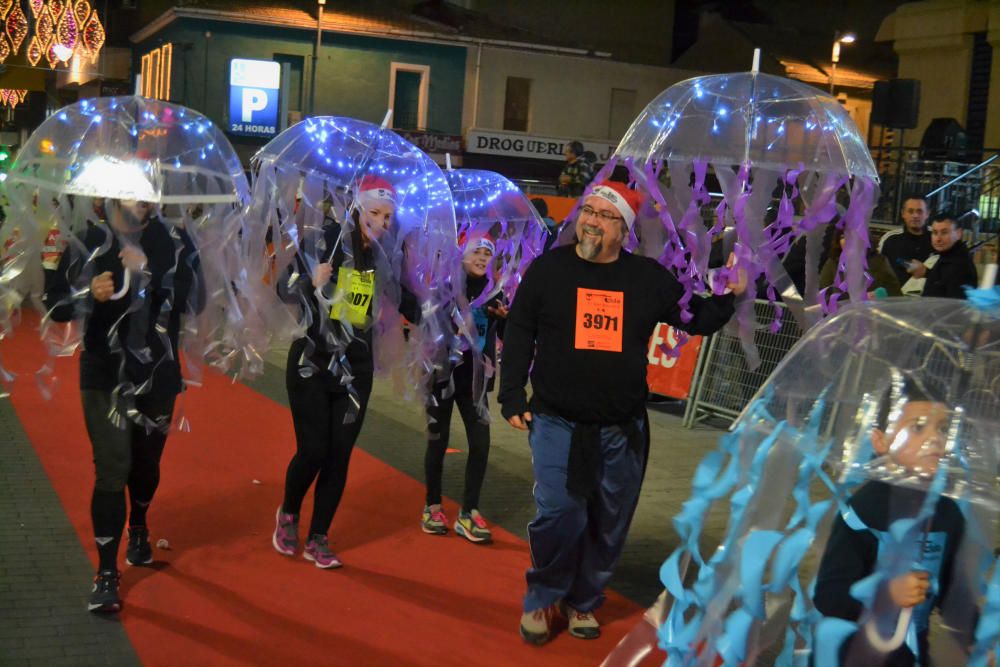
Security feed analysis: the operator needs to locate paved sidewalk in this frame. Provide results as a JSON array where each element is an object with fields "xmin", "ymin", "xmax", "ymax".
[{"xmin": 0, "ymin": 399, "xmax": 141, "ymax": 667}]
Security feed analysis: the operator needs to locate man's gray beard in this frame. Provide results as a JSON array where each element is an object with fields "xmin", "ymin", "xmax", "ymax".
[{"xmin": 578, "ymin": 235, "xmax": 602, "ymax": 260}]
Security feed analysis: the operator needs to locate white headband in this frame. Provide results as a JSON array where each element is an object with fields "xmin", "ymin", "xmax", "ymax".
[
  {"xmin": 465, "ymin": 237, "xmax": 496, "ymax": 255},
  {"xmin": 587, "ymin": 185, "xmax": 636, "ymax": 229},
  {"xmin": 357, "ymin": 187, "xmax": 396, "ymax": 207}
]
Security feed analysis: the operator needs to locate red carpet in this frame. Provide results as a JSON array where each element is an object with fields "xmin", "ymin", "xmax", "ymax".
[{"xmin": 4, "ymin": 321, "xmax": 659, "ymax": 666}]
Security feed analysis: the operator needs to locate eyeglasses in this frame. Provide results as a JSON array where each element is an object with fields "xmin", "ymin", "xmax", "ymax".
[{"xmin": 579, "ymin": 205, "xmax": 623, "ymax": 223}]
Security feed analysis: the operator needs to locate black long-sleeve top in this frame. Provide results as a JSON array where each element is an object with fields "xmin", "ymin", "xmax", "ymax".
[
  {"xmin": 281, "ymin": 223, "xmax": 419, "ymax": 389},
  {"xmin": 814, "ymin": 481, "xmax": 966, "ymax": 666},
  {"xmin": 44, "ymin": 219, "xmax": 202, "ymax": 399},
  {"xmin": 498, "ymin": 244, "xmax": 735, "ymax": 424},
  {"xmin": 880, "ymin": 229, "xmax": 933, "ymax": 286},
  {"xmin": 921, "ymin": 241, "xmax": 978, "ymax": 299}
]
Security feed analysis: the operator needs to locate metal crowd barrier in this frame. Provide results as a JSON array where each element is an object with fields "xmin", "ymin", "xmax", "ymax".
[{"xmin": 682, "ymin": 300, "xmax": 804, "ymax": 428}]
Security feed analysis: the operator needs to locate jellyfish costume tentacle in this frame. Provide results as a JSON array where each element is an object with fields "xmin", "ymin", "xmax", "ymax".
[
  {"xmin": 0, "ymin": 96, "xmax": 259, "ymax": 430},
  {"xmin": 246, "ymin": 116, "xmax": 462, "ymax": 418},
  {"xmin": 444, "ymin": 168, "xmax": 547, "ymax": 420},
  {"xmin": 613, "ymin": 295, "xmax": 1000, "ymax": 667},
  {"xmin": 610, "ymin": 71, "xmax": 880, "ymax": 367}
]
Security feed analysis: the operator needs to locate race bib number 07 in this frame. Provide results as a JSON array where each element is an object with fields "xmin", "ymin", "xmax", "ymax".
[
  {"xmin": 330, "ymin": 267, "xmax": 375, "ymax": 328},
  {"xmin": 575, "ymin": 288, "xmax": 623, "ymax": 352}
]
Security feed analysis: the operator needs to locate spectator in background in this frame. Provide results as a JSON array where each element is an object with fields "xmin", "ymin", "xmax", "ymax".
[
  {"xmin": 879, "ymin": 195, "xmax": 933, "ymax": 286},
  {"xmin": 531, "ymin": 197, "xmax": 560, "ymax": 253},
  {"xmin": 557, "ymin": 141, "xmax": 594, "ymax": 198},
  {"xmin": 922, "ymin": 213, "xmax": 978, "ymax": 299}
]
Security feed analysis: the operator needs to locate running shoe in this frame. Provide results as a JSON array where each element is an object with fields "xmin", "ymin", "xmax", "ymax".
[
  {"xmin": 272, "ymin": 506, "xmax": 299, "ymax": 556},
  {"xmin": 454, "ymin": 509, "xmax": 492, "ymax": 543},
  {"xmin": 125, "ymin": 526, "xmax": 153, "ymax": 566},
  {"xmin": 421, "ymin": 505, "xmax": 448, "ymax": 535},
  {"xmin": 303, "ymin": 535, "xmax": 343, "ymax": 569},
  {"xmin": 519, "ymin": 605, "xmax": 558, "ymax": 645},
  {"xmin": 562, "ymin": 603, "xmax": 601, "ymax": 639},
  {"xmin": 88, "ymin": 570, "xmax": 121, "ymax": 613}
]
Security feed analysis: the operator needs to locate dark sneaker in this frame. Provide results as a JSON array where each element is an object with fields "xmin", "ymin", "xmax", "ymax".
[
  {"xmin": 125, "ymin": 526, "xmax": 153, "ymax": 566},
  {"xmin": 421, "ymin": 505, "xmax": 448, "ymax": 535},
  {"xmin": 88, "ymin": 570, "xmax": 121, "ymax": 613},
  {"xmin": 303, "ymin": 535, "xmax": 342, "ymax": 569},
  {"xmin": 520, "ymin": 605, "xmax": 558, "ymax": 645},
  {"xmin": 272, "ymin": 506, "xmax": 298, "ymax": 556},
  {"xmin": 455, "ymin": 510, "xmax": 492, "ymax": 543},
  {"xmin": 563, "ymin": 603, "xmax": 600, "ymax": 639}
]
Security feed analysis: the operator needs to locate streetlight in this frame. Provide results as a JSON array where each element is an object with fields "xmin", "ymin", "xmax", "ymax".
[
  {"xmin": 309, "ymin": 0, "xmax": 326, "ymax": 116},
  {"xmin": 830, "ymin": 31, "xmax": 856, "ymax": 95}
]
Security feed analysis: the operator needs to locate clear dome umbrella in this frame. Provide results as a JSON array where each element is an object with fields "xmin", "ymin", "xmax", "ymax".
[
  {"xmin": 0, "ymin": 96, "xmax": 258, "ymax": 424},
  {"xmin": 443, "ymin": 165, "xmax": 547, "ymax": 418},
  {"xmin": 245, "ymin": 115, "xmax": 463, "ymax": 412},
  {"xmin": 569, "ymin": 61, "xmax": 880, "ymax": 369},
  {"xmin": 605, "ymin": 283, "xmax": 1000, "ymax": 667}
]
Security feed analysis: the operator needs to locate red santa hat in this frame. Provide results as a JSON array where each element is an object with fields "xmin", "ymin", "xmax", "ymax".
[
  {"xmin": 356, "ymin": 175, "xmax": 396, "ymax": 207},
  {"xmin": 458, "ymin": 230, "xmax": 496, "ymax": 255},
  {"xmin": 585, "ymin": 180, "xmax": 642, "ymax": 230}
]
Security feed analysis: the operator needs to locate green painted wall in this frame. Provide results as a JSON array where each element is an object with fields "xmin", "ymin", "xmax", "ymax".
[{"xmin": 134, "ymin": 18, "xmax": 466, "ymax": 137}]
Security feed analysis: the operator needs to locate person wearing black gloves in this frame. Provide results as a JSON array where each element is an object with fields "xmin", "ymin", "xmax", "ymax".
[
  {"xmin": 272, "ymin": 176, "xmax": 420, "ymax": 570},
  {"xmin": 44, "ymin": 198, "xmax": 202, "ymax": 613},
  {"xmin": 421, "ymin": 233, "xmax": 507, "ymax": 543},
  {"xmin": 499, "ymin": 180, "xmax": 745, "ymax": 645}
]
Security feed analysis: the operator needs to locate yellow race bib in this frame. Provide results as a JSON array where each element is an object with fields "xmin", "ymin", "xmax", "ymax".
[{"xmin": 330, "ymin": 266, "xmax": 375, "ymax": 328}]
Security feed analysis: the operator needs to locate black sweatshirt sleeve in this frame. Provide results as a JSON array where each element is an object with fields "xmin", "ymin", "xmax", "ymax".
[
  {"xmin": 814, "ymin": 513, "xmax": 875, "ymax": 622},
  {"xmin": 655, "ymin": 264, "xmax": 736, "ymax": 336},
  {"xmin": 497, "ymin": 264, "xmax": 540, "ymax": 420}
]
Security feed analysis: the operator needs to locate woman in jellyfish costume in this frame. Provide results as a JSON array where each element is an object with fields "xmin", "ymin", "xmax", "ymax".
[
  {"xmin": 245, "ymin": 116, "xmax": 464, "ymax": 569},
  {"xmin": 420, "ymin": 167, "xmax": 547, "ymax": 541},
  {"xmin": 0, "ymin": 96, "xmax": 256, "ymax": 612}
]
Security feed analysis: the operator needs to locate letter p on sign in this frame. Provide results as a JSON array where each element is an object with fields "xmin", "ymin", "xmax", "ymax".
[{"xmin": 241, "ymin": 88, "xmax": 268, "ymax": 122}]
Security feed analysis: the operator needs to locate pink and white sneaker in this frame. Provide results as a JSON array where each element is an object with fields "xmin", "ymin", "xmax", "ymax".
[
  {"xmin": 304, "ymin": 535, "xmax": 343, "ymax": 569},
  {"xmin": 272, "ymin": 506, "xmax": 299, "ymax": 556}
]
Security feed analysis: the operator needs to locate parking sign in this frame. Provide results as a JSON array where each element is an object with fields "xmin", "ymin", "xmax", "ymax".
[{"xmin": 228, "ymin": 59, "xmax": 280, "ymax": 138}]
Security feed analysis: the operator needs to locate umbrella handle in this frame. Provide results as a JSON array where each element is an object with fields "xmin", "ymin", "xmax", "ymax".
[
  {"xmin": 110, "ymin": 269, "xmax": 131, "ymax": 301},
  {"xmin": 863, "ymin": 607, "xmax": 912, "ymax": 654}
]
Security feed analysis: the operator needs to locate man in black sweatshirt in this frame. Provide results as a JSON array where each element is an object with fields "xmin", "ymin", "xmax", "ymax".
[
  {"xmin": 499, "ymin": 180, "xmax": 744, "ymax": 645},
  {"xmin": 922, "ymin": 214, "xmax": 978, "ymax": 299},
  {"xmin": 879, "ymin": 195, "xmax": 933, "ymax": 287},
  {"xmin": 44, "ymin": 198, "xmax": 202, "ymax": 613}
]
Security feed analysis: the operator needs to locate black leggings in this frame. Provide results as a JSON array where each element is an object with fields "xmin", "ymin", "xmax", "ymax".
[
  {"xmin": 282, "ymin": 372, "xmax": 373, "ymax": 537},
  {"xmin": 82, "ymin": 390, "xmax": 175, "ymax": 570},
  {"xmin": 424, "ymin": 391, "xmax": 490, "ymax": 511}
]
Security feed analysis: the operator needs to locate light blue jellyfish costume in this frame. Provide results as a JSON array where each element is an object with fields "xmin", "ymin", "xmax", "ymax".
[
  {"xmin": 243, "ymin": 116, "xmax": 464, "ymax": 413},
  {"xmin": 639, "ymin": 290, "xmax": 999, "ymax": 667},
  {"xmin": 0, "ymin": 96, "xmax": 258, "ymax": 426},
  {"xmin": 557, "ymin": 69, "xmax": 879, "ymax": 368},
  {"xmin": 442, "ymin": 166, "xmax": 547, "ymax": 418}
]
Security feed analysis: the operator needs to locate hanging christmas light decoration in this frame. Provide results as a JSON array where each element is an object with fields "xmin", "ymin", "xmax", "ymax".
[
  {"xmin": 54, "ymin": 8, "xmax": 77, "ymax": 57},
  {"xmin": 6, "ymin": 4, "xmax": 28, "ymax": 52},
  {"xmin": 80, "ymin": 9, "xmax": 102, "ymax": 61},
  {"xmin": 0, "ymin": 88, "xmax": 26, "ymax": 107},
  {"xmin": 72, "ymin": 0, "xmax": 88, "ymax": 31},
  {"xmin": 0, "ymin": 0, "xmax": 104, "ymax": 69},
  {"xmin": 25, "ymin": 34, "xmax": 41, "ymax": 66},
  {"xmin": 35, "ymin": 5, "xmax": 53, "ymax": 46}
]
